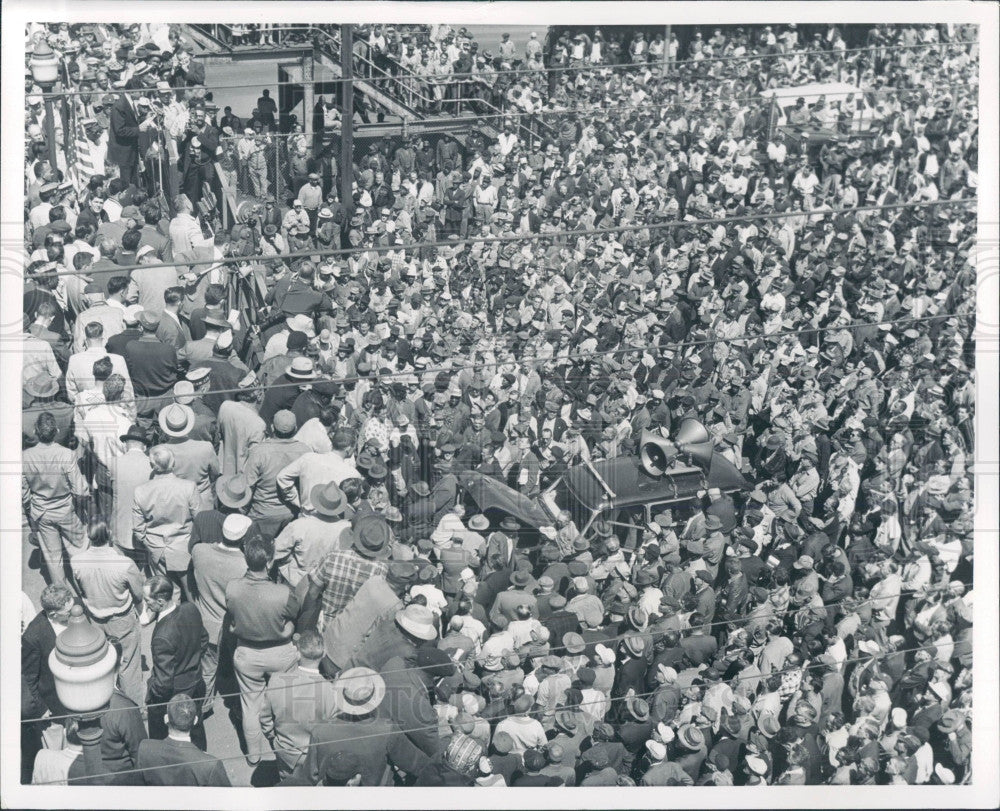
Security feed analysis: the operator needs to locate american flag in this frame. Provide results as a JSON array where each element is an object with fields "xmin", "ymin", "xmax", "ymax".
[{"xmin": 66, "ymin": 99, "xmax": 96, "ymax": 193}]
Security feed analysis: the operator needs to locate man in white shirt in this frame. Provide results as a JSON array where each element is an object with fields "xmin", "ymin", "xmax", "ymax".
[
  {"xmin": 65, "ymin": 321, "xmax": 135, "ymax": 403},
  {"xmin": 791, "ymin": 162, "xmax": 820, "ymax": 209},
  {"xmin": 168, "ymin": 194, "xmax": 212, "ymax": 270},
  {"xmin": 766, "ymin": 134, "xmax": 787, "ymax": 182}
]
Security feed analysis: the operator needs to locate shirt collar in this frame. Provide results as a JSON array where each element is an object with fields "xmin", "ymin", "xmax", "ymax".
[{"xmin": 158, "ymin": 602, "xmax": 177, "ymax": 621}]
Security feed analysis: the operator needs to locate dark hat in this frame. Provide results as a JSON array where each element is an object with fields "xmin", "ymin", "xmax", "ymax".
[
  {"xmin": 351, "ymin": 515, "xmax": 390, "ymax": 557},
  {"xmin": 119, "ymin": 424, "xmax": 149, "ymax": 444},
  {"xmin": 311, "ymin": 482, "xmax": 346, "ymax": 517},
  {"xmin": 137, "ymin": 310, "xmax": 160, "ymax": 330},
  {"xmin": 386, "ymin": 560, "xmax": 419, "ymax": 586}
]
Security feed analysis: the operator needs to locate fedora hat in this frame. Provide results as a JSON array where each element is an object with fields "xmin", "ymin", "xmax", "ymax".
[
  {"xmin": 411, "ymin": 481, "xmax": 431, "ymax": 498},
  {"xmin": 626, "ymin": 696, "xmax": 650, "ymax": 722},
  {"xmin": 158, "ymin": 403, "xmax": 195, "ymax": 438},
  {"xmin": 311, "ymin": 483, "xmax": 346, "ymax": 517},
  {"xmin": 395, "ymin": 603, "xmax": 438, "ymax": 640},
  {"xmin": 468, "ymin": 514, "xmax": 490, "ymax": 532},
  {"xmin": 554, "ymin": 710, "xmax": 578, "ymax": 733},
  {"xmin": 623, "ymin": 635, "xmax": 646, "ymax": 658},
  {"xmin": 119, "ymin": 424, "xmax": 149, "ymax": 444},
  {"xmin": 25, "ymin": 373, "xmax": 59, "ymax": 399},
  {"xmin": 286, "ymin": 356, "xmax": 316, "ymax": 380},
  {"xmin": 562, "ymin": 632, "xmax": 585, "ymax": 655},
  {"xmin": 704, "ymin": 514, "xmax": 724, "ymax": 532},
  {"xmin": 677, "ymin": 723, "xmax": 705, "ymax": 750},
  {"xmin": 334, "ymin": 667, "xmax": 386, "ymax": 716},
  {"xmin": 215, "ymin": 475, "xmax": 252, "ymax": 509},
  {"xmin": 936, "ymin": 710, "xmax": 966, "ymax": 734},
  {"xmin": 591, "ymin": 520, "xmax": 613, "ymax": 538},
  {"xmin": 757, "ymin": 713, "xmax": 780, "ymax": 738},
  {"xmin": 351, "ymin": 515, "xmax": 390, "ymax": 557}
]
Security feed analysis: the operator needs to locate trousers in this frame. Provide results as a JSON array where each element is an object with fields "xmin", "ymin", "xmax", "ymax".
[
  {"xmin": 93, "ymin": 608, "xmax": 143, "ymax": 706},
  {"xmin": 33, "ymin": 503, "xmax": 88, "ymax": 584},
  {"xmin": 233, "ymin": 642, "xmax": 298, "ymax": 762}
]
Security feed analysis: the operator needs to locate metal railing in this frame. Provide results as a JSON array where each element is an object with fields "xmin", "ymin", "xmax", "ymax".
[
  {"xmin": 191, "ymin": 23, "xmax": 315, "ymax": 50},
  {"xmin": 188, "ymin": 24, "xmax": 559, "ymax": 147}
]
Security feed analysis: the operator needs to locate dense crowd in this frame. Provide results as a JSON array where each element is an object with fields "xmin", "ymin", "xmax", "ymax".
[{"xmin": 21, "ymin": 21, "xmax": 977, "ymax": 788}]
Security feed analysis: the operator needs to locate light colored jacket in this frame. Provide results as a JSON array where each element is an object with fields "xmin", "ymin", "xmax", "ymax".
[{"xmin": 132, "ymin": 472, "xmax": 200, "ymax": 571}]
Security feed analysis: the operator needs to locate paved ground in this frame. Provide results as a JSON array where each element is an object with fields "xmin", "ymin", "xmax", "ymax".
[{"xmin": 22, "ymin": 529, "xmax": 255, "ymax": 786}]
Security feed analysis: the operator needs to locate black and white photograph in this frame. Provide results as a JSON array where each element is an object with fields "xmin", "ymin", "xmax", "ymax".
[{"xmin": 1, "ymin": 2, "xmax": 997, "ymax": 807}]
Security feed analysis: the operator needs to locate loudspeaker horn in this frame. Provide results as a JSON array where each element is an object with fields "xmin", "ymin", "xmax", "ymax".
[
  {"xmin": 675, "ymin": 418, "xmax": 715, "ymax": 471},
  {"xmin": 639, "ymin": 430, "xmax": 678, "ymax": 477}
]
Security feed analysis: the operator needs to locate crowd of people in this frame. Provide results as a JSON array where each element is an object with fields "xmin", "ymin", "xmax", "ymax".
[{"xmin": 21, "ymin": 20, "xmax": 977, "ymax": 789}]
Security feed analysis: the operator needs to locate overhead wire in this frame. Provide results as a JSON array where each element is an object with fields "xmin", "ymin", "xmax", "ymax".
[
  {"xmin": 25, "ymin": 197, "xmax": 979, "ymax": 278},
  {"xmin": 18, "ymin": 310, "xmax": 972, "ymax": 415},
  {"xmin": 40, "ymin": 640, "xmax": 957, "ymax": 784},
  {"xmin": 25, "ymin": 583, "xmax": 957, "ymax": 726}
]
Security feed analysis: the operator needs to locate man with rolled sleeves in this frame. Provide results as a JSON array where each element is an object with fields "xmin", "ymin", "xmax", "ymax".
[
  {"xmin": 226, "ymin": 534, "xmax": 300, "ymax": 766},
  {"xmin": 70, "ymin": 520, "xmax": 145, "ymax": 705},
  {"xmin": 22, "ymin": 413, "xmax": 91, "ymax": 584},
  {"xmin": 217, "ymin": 372, "xmax": 266, "ymax": 476}
]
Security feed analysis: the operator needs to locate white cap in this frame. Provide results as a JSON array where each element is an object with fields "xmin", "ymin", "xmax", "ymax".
[
  {"xmin": 222, "ymin": 513, "xmax": 253, "ymax": 541},
  {"xmin": 122, "ymin": 304, "xmax": 144, "ymax": 325},
  {"xmin": 136, "ymin": 244, "xmax": 156, "ymax": 259}
]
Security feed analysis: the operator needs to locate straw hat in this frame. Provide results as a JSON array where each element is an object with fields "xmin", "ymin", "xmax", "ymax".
[
  {"xmin": 333, "ymin": 667, "xmax": 386, "ymax": 716},
  {"xmin": 158, "ymin": 403, "xmax": 195, "ymax": 438},
  {"xmin": 395, "ymin": 603, "xmax": 438, "ymax": 640}
]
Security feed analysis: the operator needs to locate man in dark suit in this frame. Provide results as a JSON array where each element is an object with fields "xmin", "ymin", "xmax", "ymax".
[
  {"xmin": 143, "ymin": 576, "xmax": 209, "ymax": 749},
  {"xmin": 124, "ymin": 310, "xmax": 180, "ymax": 416},
  {"xmin": 108, "ymin": 81, "xmax": 154, "ymax": 187},
  {"xmin": 136, "ymin": 694, "xmax": 230, "ymax": 786},
  {"xmin": 21, "ymin": 583, "xmax": 75, "ymax": 783},
  {"xmin": 155, "ymin": 286, "xmax": 193, "ymax": 352}
]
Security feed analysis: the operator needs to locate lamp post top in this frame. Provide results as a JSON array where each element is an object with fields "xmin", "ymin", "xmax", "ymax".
[{"xmin": 54, "ymin": 605, "xmax": 110, "ymax": 668}]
